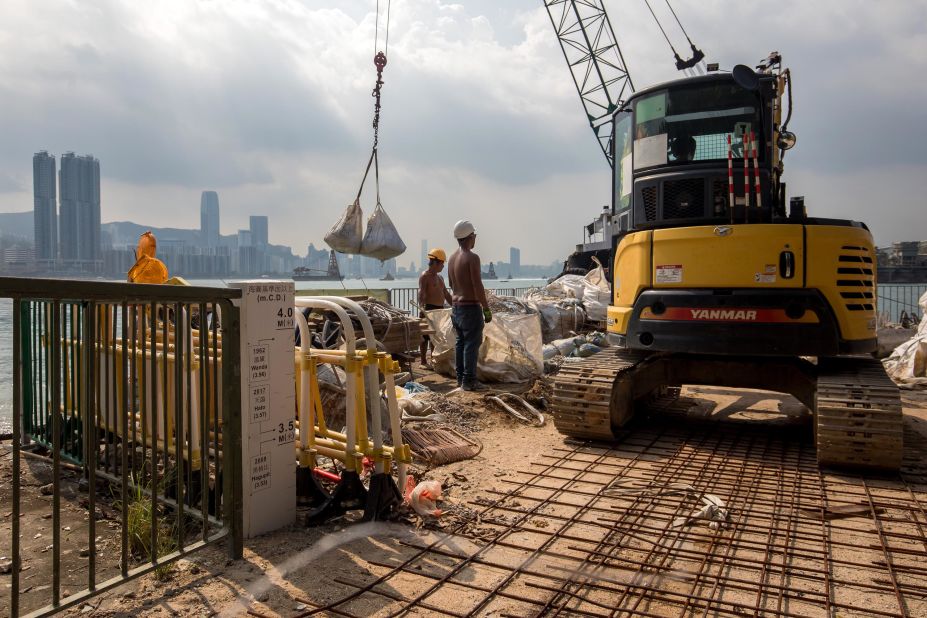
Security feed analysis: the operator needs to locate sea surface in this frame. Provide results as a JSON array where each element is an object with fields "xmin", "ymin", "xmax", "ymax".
[{"xmin": 0, "ymin": 277, "xmax": 547, "ymax": 433}]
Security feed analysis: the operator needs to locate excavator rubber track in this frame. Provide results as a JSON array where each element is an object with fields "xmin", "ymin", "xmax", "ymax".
[
  {"xmin": 815, "ymin": 357, "xmax": 903, "ymax": 470},
  {"xmin": 550, "ymin": 348, "xmax": 650, "ymax": 440}
]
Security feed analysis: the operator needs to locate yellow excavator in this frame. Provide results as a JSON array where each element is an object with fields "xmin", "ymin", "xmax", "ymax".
[{"xmin": 544, "ymin": 5, "xmax": 902, "ymax": 470}]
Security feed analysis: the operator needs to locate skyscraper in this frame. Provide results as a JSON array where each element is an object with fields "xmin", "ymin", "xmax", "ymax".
[
  {"xmin": 420, "ymin": 239, "xmax": 428, "ymax": 274},
  {"xmin": 200, "ymin": 191, "xmax": 220, "ymax": 247},
  {"xmin": 33, "ymin": 151, "xmax": 57, "ymax": 265},
  {"xmin": 249, "ymin": 215, "xmax": 268, "ymax": 247},
  {"xmin": 59, "ymin": 153, "xmax": 101, "ymax": 270},
  {"xmin": 510, "ymin": 246, "xmax": 521, "ymax": 278}
]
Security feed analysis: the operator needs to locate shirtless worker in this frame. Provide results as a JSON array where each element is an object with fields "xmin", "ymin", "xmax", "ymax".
[
  {"xmin": 447, "ymin": 220, "xmax": 492, "ymax": 391},
  {"xmin": 418, "ymin": 248, "xmax": 453, "ymax": 368}
]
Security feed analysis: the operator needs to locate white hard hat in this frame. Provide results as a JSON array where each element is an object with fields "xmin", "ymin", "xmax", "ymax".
[{"xmin": 453, "ymin": 220, "xmax": 476, "ymax": 239}]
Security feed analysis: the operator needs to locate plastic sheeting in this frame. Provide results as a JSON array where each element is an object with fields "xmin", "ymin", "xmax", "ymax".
[
  {"xmin": 360, "ymin": 202, "xmax": 406, "ymax": 260},
  {"xmin": 425, "ymin": 308, "xmax": 543, "ymax": 383},
  {"xmin": 883, "ymin": 291, "xmax": 927, "ymax": 387},
  {"xmin": 324, "ymin": 199, "xmax": 364, "ymax": 254},
  {"xmin": 525, "ymin": 258, "xmax": 611, "ymax": 324}
]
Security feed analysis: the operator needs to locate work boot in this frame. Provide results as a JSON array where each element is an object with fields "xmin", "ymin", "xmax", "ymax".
[{"xmin": 462, "ymin": 381, "xmax": 489, "ymax": 392}]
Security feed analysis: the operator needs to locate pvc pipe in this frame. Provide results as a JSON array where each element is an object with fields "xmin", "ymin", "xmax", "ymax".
[
  {"xmin": 751, "ymin": 131, "xmax": 762, "ymax": 209},
  {"xmin": 294, "ymin": 298, "xmax": 359, "ymax": 467},
  {"xmin": 381, "ymin": 366, "xmax": 407, "ymax": 491},
  {"xmin": 309, "ymin": 296, "xmax": 385, "ymax": 474},
  {"xmin": 727, "ymin": 134, "xmax": 735, "ymax": 221},
  {"xmin": 743, "ymin": 132, "xmax": 750, "ymax": 210},
  {"xmin": 294, "ymin": 310, "xmax": 313, "ymax": 455}
]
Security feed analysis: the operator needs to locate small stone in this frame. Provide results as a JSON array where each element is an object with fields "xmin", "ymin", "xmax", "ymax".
[
  {"xmin": 41, "ymin": 513, "xmax": 52, "ymax": 520},
  {"xmin": 189, "ymin": 565, "xmax": 200, "ymax": 575},
  {"xmin": 295, "ymin": 603, "xmax": 307, "ymax": 611},
  {"xmin": 33, "ymin": 533, "xmax": 42, "ymax": 540},
  {"xmin": 256, "ymin": 592, "xmax": 269, "ymax": 603},
  {"xmin": 62, "ymin": 526, "xmax": 71, "ymax": 532},
  {"xmin": 79, "ymin": 548, "xmax": 90, "ymax": 558},
  {"xmin": 123, "ymin": 591, "xmax": 136, "ymax": 599},
  {"xmin": 0, "ymin": 562, "xmax": 12, "ymax": 575},
  {"xmin": 81, "ymin": 605, "xmax": 93, "ymax": 614},
  {"xmin": 40, "ymin": 483, "xmax": 54, "ymax": 496}
]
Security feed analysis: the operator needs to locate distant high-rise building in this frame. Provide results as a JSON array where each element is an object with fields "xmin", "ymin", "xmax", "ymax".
[
  {"xmin": 250, "ymin": 215, "xmax": 268, "ymax": 247},
  {"xmin": 509, "ymin": 246, "xmax": 521, "ymax": 277},
  {"xmin": 420, "ymin": 239, "xmax": 428, "ymax": 274},
  {"xmin": 33, "ymin": 151, "xmax": 57, "ymax": 265},
  {"xmin": 59, "ymin": 153, "xmax": 101, "ymax": 270},
  {"xmin": 200, "ymin": 191, "xmax": 220, "ymax": 247}
]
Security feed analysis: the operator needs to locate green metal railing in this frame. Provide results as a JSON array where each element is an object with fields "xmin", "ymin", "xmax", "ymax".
[{"xmin": 2, "ymin": 277, "xmax": 243, "ymax": 617}]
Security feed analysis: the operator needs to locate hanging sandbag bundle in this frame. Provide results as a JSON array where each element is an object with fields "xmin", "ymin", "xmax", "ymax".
[
  {"xmin": 361, "ymin": 201, "xmax": 406, "ymax": 260},
  {"xmin": 324, "ymin": 198, "xmax": 364, "ymax": 254}
]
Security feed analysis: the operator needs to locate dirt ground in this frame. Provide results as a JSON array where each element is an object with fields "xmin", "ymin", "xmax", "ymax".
[{"xmin": 3, "ymin": 362, "xmax": 927, "ymax": 617}]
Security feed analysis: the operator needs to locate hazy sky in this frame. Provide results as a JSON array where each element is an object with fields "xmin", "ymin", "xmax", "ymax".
[{"xmin": 1, "ymin": 0, "xmax": 925, "ymax": 265}]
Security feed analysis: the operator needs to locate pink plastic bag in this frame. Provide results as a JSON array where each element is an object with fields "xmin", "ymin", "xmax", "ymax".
[{"xmin": 406, "ymin": 480, "xmax": 443, "ymax": 517}]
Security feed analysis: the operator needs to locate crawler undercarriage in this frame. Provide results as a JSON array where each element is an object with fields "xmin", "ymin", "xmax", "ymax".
[{"xmin": 550, "ymin": 349, "xmax": 903, "ymax": 470}]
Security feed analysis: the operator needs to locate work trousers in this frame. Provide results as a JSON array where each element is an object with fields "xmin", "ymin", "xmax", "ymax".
[{"xmin": 451, "ymin": 304, "xmax": 484, "ymax": 387}]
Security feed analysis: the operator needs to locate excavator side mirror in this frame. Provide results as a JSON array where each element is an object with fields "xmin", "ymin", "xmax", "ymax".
[
  {"xmin": 777, "ymin": 131, "xmax": 797, "ymax": 151},
  {"xmin": 732, "ymin": 64, "xmax": 760, "ymax": 91}
]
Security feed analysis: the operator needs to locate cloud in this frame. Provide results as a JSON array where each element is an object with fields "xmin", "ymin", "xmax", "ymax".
[{"xmin": 0, "ymin": 0, "xmax": 925, "ymax": 261}]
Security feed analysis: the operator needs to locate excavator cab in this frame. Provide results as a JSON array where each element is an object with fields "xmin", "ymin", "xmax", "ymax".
[{"xmin": 613, "ymin": 72, "xmax": 778, "ymax": 233}]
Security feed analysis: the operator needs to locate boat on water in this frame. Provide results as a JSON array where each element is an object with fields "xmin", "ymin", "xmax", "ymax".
[
  {"xmin": 293, "ymin": 250, "xmax": 343, "ymax": 281},
  {"xmin": 380, "ymin": 272, "xmax": 395, "ymax": 281}
]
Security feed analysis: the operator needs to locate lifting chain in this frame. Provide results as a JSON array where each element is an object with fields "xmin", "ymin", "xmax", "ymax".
[{"xmin": 357, "ymin": 51, "xmax": 388, "ymax": 203}]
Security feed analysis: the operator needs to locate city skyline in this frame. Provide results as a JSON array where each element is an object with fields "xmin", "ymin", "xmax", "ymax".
[{"xmin": 3, "ymin": 3, "xmax": 922, "ymax": 264}]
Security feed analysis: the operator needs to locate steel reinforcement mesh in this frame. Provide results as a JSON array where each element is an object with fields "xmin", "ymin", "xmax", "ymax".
[{"xmin": 276, "ymin": 418, "xmax": 927, "ymax": 618}]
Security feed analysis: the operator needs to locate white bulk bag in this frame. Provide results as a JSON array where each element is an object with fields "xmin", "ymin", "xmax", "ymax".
[
  {"xmin": 360, "ymin": 202, "xmax": 406, "ymax": 261},
  {"xmin": 324, "ymin": 199, "xmax": 364, "ymax": 254}
]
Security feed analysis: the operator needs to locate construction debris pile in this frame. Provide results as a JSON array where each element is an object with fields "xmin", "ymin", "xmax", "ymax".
[{"xmin": 301, "ymin": 298, "xmax": 428, "ymax": 357}]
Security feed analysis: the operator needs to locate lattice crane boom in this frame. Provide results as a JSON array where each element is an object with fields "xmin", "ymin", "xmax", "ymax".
[{"xmin": 543, "ymin": 0, "xmax": 634, "ymax": 167}]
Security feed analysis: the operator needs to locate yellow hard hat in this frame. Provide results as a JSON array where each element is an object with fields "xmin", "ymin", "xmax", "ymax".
[{"xmin": 427, "ymin": 248, "xmax": 447, "ymax": 262}]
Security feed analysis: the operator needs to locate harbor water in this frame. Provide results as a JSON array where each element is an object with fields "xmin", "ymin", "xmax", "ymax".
[
  {"xmin": 2, "ymin": 280, "xmax": 924, "ymax": 434},
  {"xmin": 0, "ymin": 277, "xmax": 547, "ymax": 433}
]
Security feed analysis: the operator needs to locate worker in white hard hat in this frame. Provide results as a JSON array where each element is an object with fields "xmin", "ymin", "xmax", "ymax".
[
  {"xmin": 448, "ymin": 220, "xmax": 491, "ymax": 391},
  {"xmin": 418, "ymin": 247, "xmax": 452, "ymax": 368}
]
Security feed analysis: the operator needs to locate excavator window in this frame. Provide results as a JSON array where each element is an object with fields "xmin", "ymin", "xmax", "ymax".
[
  {"xmin": 613, "ymin": 111, "xmax": 633, "ymax": 214},
  {"xmin": 632, "ymin": 81, "xmax": 762, "ymax": 168}
]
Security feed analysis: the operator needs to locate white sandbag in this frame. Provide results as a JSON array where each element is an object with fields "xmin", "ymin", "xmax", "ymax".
[
  {"xmin": 324, "ymin": 199, "xmax": 364, "ymax": 254},
  {"xmin": 883, "ymin": 291, "xmax": 927, "ymax": 386},
  {"xmin": 581, "ymin": 258, "xmax": 611, "ymax": 322},
  {"xmin": 360, "ymin": 202, "xmax": 406, "ymax": 261},
  {"xmin": 528, "ymin": 299, "xmax": 585, "ymax": 342},
  {"xmin": 426, "ymin": 309, "xmax": 543, "ymax": 383}
]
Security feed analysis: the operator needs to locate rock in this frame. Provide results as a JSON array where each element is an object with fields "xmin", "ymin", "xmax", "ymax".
[
  {"xmin": 81, "ymin": 604, "xmax": 94, "ymax": 614},
  {"xmin": 123, "ymin": 591, "xmax": 136, "ymax": 599},
  {"xmin": 0, "ymin": 561, "xmax": 12, "ymax": 575},
  {"xmin": 256, "ymin": 592, "xmax": 270, "ymax": 603},
  {"xmin": 79, "ymin": 548, "xmax": 90, "ymax": 558},
  {"xmin": 190, "ymin": 565, "xmax": 201, "ymax": 575},
  {"xmin": 295, "ymin": 603, "xmax": 308, "ymax": 611},
  {"xmin": 40, "ymin": 483, "xmax": 54, "ymax": 495}
]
